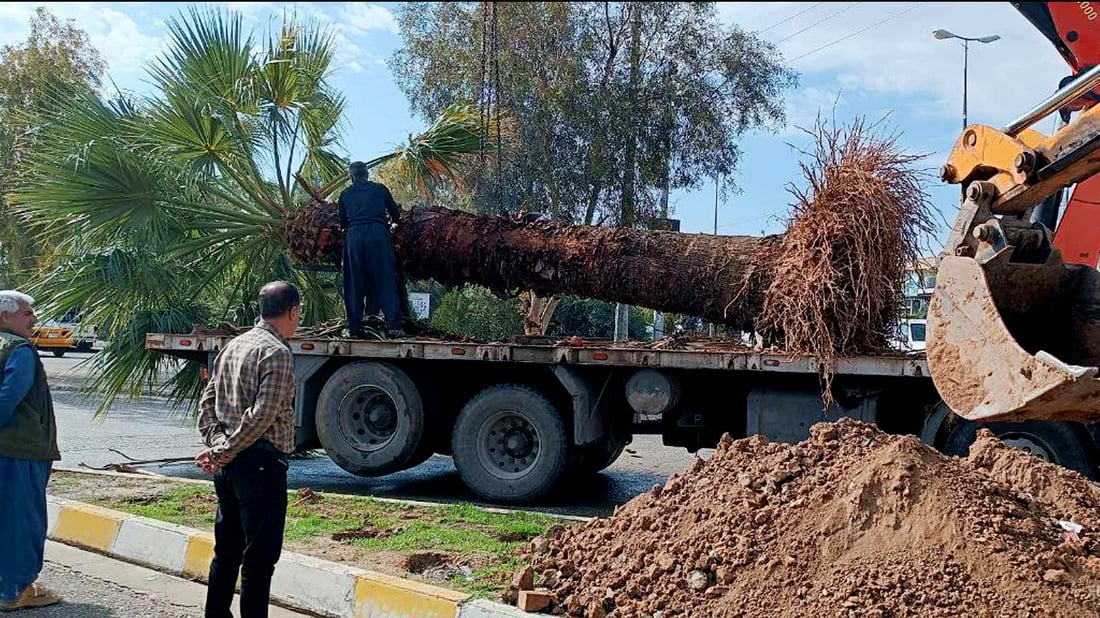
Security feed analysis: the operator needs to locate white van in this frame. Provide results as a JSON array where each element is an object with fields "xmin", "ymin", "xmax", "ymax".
[
  {"xmin": 890, "ymin": 319, "xmax": 926, "ymax": 352},
  {"xmin": 54, "ymin": 308, "xmax": 99, "ymax": 352}
]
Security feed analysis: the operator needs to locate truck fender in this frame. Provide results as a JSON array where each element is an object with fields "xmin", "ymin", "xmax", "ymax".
[{"xmin": 549, "ymin": 365, "xmax": 611, "ymax": 446}]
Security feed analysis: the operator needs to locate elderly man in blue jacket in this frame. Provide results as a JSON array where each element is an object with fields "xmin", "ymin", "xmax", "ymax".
[{"xmin": 0, "ymin": 290, "xmax": 61, "ymax": 611}]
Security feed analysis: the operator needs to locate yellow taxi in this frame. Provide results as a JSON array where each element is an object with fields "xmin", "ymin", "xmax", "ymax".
[{"xmin": 31, "ymin": 324, "xmax": 74, "ymax": 357}]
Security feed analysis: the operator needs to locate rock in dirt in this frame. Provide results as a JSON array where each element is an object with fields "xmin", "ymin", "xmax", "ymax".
[
  {"xmin": 514, "ymin": 566, "xmax": 535, "ymax": 591},
  {"xmin": 522, "ymin": 419, "xmax": 1100, "ymax": 617}
]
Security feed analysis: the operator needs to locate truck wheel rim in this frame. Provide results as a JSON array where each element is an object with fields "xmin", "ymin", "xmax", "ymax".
[
  {"xmin": 476, "ymin": 409, "xmax": 541, "ymax": 481},
  {"xmin": 1000, "ymin": 433, "xmax": 1055, "ymax": 463},
  {"xmin": 339, "ymin": 386, "xmax": 398, "ymax": 453}
]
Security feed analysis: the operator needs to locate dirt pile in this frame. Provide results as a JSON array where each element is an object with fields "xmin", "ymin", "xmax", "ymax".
[{"xmin": 520, "ymin": 419, "xmax": 1100, "ymax": 617}]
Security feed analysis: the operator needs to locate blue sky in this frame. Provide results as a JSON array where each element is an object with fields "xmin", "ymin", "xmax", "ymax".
[{"xmin": 0, "ymin": 2, "xmax": 1073, "ymax": 254}]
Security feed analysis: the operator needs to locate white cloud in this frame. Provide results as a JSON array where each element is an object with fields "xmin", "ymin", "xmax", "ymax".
[
  {"xmin": 316, "ymin": 4, "xmax": 399, "ymax": 75},
  {"xmin": 222, "ymin": 2, "xmax": 277, "ymax": 20},
  {"xmin": 339, "ymin": 3, "xmax": 398, "ymax": 35},
  {"xmin": 0, "ymin": 3, "xmax": 167, "ymax": 91},
  {"xmin": 720, "ymin": 2, "xmax": 1069, "ymax": 131}
]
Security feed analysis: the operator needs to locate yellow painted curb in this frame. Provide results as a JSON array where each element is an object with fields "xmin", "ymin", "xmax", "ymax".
[
  {"xmin": 183, "ymin": 531, "xmax": 215, "ymax": 580},
  {"xmin": 53, "ymin": 503, "xmax": 125, "ymax": 553},
  {"xmin": 353, "ymin": 571, "xmax": 470, "ymax": 618}
]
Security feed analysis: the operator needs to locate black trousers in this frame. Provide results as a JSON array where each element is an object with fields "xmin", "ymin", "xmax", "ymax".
[
  {"xmin": 342, "ymin": 223, "xmax": 402, "ymax": 331},
  {"xmin": 204, "ymin": 441, "xmax": 288, "ymax": 618}
]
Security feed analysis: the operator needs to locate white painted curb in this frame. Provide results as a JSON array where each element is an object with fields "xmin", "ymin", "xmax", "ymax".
[
  {"xmin": 459, "ymin": 599, "xmax": 536, "ymax": 617},
  {"xmin": 270, "ymin": 552, "xmax": 360, "ymax": 617},
  {"xmin": 113, "ymin": 517, "xmax": 192, "ymax": 574}
]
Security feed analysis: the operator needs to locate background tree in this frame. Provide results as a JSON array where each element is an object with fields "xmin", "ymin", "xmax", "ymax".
[
  {"xmin": 429, "ymin": 284, "xmax": 524, "ymax": 341},
  {"xmin": 546, "ymin": 297, "xmax": 648, "ymax": 339},
  {"xmin": 390, "ymin": 1, "xmax": 798, "ymax": 227},
  {"xmin": 0, "ymin": 7, "xmax": 105, "ymax": 287}
]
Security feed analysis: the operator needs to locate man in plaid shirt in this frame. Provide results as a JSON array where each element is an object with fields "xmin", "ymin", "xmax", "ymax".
[{"xmin": 196, "ymin": 281, "xmax": 300, "ymax": 618}]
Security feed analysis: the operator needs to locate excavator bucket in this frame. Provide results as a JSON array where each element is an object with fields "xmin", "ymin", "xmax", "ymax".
[
  {"xmin": 928, "ymin": 248, "xmax": 1100, "ymax": 423},
  {"xmin": 924, "ymin": 14, "xmax": 1100, "ymax": 424}
]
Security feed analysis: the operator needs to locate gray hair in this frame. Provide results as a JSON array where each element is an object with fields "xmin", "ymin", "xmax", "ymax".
[{"xmin": 0, "ymin": 290, "xmax": 34, "ymax": 319}]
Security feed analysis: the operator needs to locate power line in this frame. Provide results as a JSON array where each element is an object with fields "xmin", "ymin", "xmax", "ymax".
[
  {"xmin": 754, "ymin": 3, "xmax": 826, "ymax": 35},
  {"xmin": 788, "ymin": 3, "xmax": 926, "ymax": 63},
  {"xmin": 773, "ymin": 3, "xmax": 862, "ymax": 45}
]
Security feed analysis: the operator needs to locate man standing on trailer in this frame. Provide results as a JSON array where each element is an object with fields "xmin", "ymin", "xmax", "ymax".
[{"xmin": 338, "ymin": 161, "xmax": 406, "ymax": 339}]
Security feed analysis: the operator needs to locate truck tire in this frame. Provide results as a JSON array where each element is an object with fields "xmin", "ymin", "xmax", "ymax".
[
  {"xmin": 571, "ymin": 438, "xmax": 627, "ymax": 475},
  {"xmin": 451, "ymin": 384, "xmax": 569, "ymax": 504},
  {"xmin": 941, "ymin": 418, "xmax": 1099, "ymax": 481},
  {"xmin": 316, "ymin": 361, "xmax": 427, "ymax": 477},
  {"xmin": 52, "ymin": 350, "xmax": 65, "ymax": 358}
]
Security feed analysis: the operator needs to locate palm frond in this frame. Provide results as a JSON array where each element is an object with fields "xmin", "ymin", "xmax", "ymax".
[
  {"xmin": 150, "ymin": 6, "xmax": 258, "ymax": 111},
  {"xmin": 145, "ymin": 95, "xmax": 239, "ymax": 174},
  {"xmin": 86, "ymin": 304, "xmax": 210, "ymax": 419},
  {"xmin": 383, "ymin": 103, "xmax": 512, "ymax": 198},
  {"xmin": 14, "ymin": 5, "xmax": 500, "ymax": 421}
]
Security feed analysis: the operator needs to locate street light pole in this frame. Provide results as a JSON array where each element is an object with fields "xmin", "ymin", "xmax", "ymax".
[{"xmin": 933, "ymin": 29, "xmax": 1001, "ymax": 129}]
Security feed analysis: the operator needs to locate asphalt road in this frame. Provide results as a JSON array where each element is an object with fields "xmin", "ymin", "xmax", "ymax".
[{"xmin": 42, "ymin": 353, "xmax": 711, "ymax": 518}]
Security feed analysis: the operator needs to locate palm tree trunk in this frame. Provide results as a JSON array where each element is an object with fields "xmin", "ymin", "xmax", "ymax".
[
  {"xmin": 390, "ymin": 207, "xmax": 781, "ymax": 329},
  {"xmin": 287, "ymin": 203, "xmax": 780, "ymax": 328}
]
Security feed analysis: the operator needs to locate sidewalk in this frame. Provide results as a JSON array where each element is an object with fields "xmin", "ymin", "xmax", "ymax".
[{"xmin": 24, "ymin": 541, "xmax": 312, "ymax": 617}]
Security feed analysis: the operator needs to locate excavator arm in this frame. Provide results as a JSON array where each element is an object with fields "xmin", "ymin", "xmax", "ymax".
[
  {"xmin": 928, "ymin": 3, "xmax": 1100, "ymax": 424},
  {"xmin": 1014, "ymin": 1, "xmax": 1100, "ymax": 112}
]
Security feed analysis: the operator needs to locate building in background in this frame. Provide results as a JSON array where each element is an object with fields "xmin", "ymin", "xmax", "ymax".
[{"xmin": 902, "ymin": 256, "xmax": 937, "ymax": 319}]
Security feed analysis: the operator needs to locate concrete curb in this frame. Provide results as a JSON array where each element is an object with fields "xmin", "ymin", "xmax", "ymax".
[{"xmin": 46, "ymin": 495, "xmax": 535, "ymax": 618}]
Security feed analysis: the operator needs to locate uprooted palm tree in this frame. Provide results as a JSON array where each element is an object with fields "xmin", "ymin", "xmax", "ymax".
[{"xmin": 13, "ymin": 7, "xmax": 497, "ymax": 416}]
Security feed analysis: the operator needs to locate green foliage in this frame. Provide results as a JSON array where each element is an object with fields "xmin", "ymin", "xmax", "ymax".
[
  {"xmin": 429, "ymin": 284, "xmax": 524, "ymax": 341},
  {"xmin": 391, "ymin": 2, "xmax": 798, "ymax": 226},
  {"xmin": 546, "ymin": 296, "xmax": 648, "ymax": 339}
]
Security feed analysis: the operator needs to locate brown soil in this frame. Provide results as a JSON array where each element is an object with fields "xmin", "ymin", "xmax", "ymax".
[
  {"xmin": 48, "ymin": 472, "xmax": 183, "ymax": 503},
  {"xmin": 523, "ymin": 419, "xmax": 1100, "ymax": 617}
]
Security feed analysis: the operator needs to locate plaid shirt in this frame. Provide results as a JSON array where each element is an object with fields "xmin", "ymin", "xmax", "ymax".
[{"xmin": 198, "ymin": 321, "xmax": 296, "ymax": 464}]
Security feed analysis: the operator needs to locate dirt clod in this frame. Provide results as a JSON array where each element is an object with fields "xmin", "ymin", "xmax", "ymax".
[
  {"xmin": 513, "ymin": 566, "xmax": 535, "ymax": 591},
  {"xmin": 523, "ymin": 419, "xmax": 1100, "ymax": 617},
  {"xmin": 405, "ymin": 551, "xmax": 449, "ymax": 574}
]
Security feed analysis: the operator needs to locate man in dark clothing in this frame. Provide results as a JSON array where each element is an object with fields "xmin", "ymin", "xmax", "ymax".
[{"xmin": 338, "ymin": 161, "xmax": 406, "ymax": 338}]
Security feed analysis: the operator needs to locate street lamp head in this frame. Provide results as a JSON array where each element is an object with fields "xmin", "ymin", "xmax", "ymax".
[
  {"xmin": 978, "ymin": 34, "xmax": 1001, "ymax": 43},
  {"xmin": 933, "ymin": 29, "xmax": 956, "ymax": 40}
]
